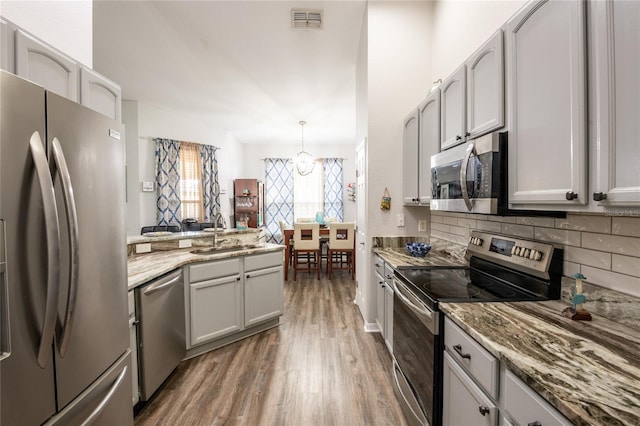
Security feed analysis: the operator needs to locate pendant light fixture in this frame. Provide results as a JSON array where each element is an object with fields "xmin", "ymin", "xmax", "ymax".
[{"xmin": 295, "ymin": 120, "xmax": 315, "ymax": 176}]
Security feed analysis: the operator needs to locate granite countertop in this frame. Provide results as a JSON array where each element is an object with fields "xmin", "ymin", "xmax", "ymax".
[
  {"xmin": 441, "ymin": 300, "xmax": 640, "ymax": 426},
  {"xmin": 127, "ymin": 243, "xmax": 283, "ymax": 290},
  {"xmin": 127, "ymin": 227, "xmax": 261, "ymax": 245},
  {"xmin": 373, "ymin": 238, "xmax": 468, "ymax": 269}
]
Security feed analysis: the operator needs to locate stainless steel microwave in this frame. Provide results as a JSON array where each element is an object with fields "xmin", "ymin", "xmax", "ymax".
[{"xmin": 430, "ymin": 131, "xmax": 506, "ymax": 214}]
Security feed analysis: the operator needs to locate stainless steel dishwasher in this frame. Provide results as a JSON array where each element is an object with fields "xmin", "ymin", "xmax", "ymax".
[{"xmin": 135, "ymin": 269, "xmax": 185, "ymax": 401}]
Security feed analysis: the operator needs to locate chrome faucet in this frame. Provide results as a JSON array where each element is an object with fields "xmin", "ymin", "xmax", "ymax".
[{"xmin": 213, "ymin": 212, "xmax": 223, "ymax": 247}]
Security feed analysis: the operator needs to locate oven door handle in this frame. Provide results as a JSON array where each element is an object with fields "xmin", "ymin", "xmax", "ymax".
[
  {"xmin": 460, "ymin": 141, "xmax": 476, "ymax": 211},
  {"xmin": 393, "ymin": 278, "xmax": 439, "ymax": 335}
]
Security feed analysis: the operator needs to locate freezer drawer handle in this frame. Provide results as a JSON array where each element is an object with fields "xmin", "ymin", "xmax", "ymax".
[
  {"xmin": 0, "ymin": 220, "xmax": 11, "ymax": 361},
  {"xmin": 51, "ymin": 137, "xmax": 80, "ymax": 358},
  {"xmin": 80, "ymin": 365, "xmax": 128, "ymax": 426},
  {"xmin": 29, "ymin": 132, "xmax": 62, "ymax": 369},
  {"xmin": 143, "ymin": 271, "xmax": 182, "ymax": 295}
]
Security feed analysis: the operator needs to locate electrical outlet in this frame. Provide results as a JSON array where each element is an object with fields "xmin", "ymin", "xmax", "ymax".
[
  {"xmin": 396, "ymin": 214, "xmax": 405, "ymax": 227},
  {"xmin": 418, "ymin": 220, "xmax": 427, "ymax": 232},
  {"xmin": 136, "ymin": 243, "xmax": 151, "ymax": 254},
  {"xmin": 178, "ymin": 239, "xmax": 192, "ymax": 248}
]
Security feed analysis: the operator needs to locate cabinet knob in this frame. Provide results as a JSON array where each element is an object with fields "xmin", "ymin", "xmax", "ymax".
[
  {"xmin": 465, "ymin": 132, "xmax": 471, "ymax": 137},
  {"xmin": 527, "ymin": 422, "xmax": 542, "ymax": 426},
  {"xmin": 478, "ymin": 406, "xmax": 490, "ymax": 416},
  {"xmin": 565, "ymin": 191, "xmax": 578, "ymax": 200},
  {"xmin": 455, "ymin": 135, "xmax": 462, "ymax": 141},
  {"xmin": 593, "ymin": 192, "xmax": 607, "ymax": 201}
]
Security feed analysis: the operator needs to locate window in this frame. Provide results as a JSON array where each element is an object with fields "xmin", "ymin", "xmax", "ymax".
[
  {"xmin": 293, "ymin": 159, "xmax": 323, "ymax": 219},
  {"xmin": 179, "ymin": 142, "xmax": 204, "ymax": 221}
]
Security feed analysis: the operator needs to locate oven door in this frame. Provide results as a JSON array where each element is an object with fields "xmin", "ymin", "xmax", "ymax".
[
  {"xmin": 430, "ymin": 132, "xmax": 503, "ymax": 214},
  {"xmin": 392, "ymin": 278, "xmax": 441, "ymax": 426}
]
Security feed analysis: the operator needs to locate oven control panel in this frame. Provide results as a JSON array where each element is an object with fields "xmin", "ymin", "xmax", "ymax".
[{"xmin": 466, "ymin": 231, "xmax": 557, "ymax": 279}]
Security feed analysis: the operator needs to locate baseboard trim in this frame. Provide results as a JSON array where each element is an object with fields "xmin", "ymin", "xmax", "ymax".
[{"xmin": 364, "ymin": 322, "xmax": 380, "ymax": 333}]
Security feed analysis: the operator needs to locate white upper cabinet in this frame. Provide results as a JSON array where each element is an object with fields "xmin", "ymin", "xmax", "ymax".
[
  {"xmin": 402, "ymin": 108, "xmax": 420, "ymax": 205},
  {"xmin": 466, "ymin": 29, "xmax": 504, "ymax": 139},
  {"xmin": 15, "ymin": 29, "xmax": 79, "ymax": 102},
  {"xmin": 507, "ymin": 0, "xmax": 587, "ymax": 207},
  {"xmin": 440, "ymin": 65, "xmax": 467, "ymax": 150},
  {"xmin": 419, "ymin": 89, "xmax": 441, "ymax": 203},
  {"xmin": 80, "ymin": 67, "xmax": 122, "ymax": 121},
  {"xmin": 590, "ymin": 0, "xmax": 640, "ymax": 207},
  {"xmin": 0, "ymin": 19, "xmax": 15, "ymax": 72}
]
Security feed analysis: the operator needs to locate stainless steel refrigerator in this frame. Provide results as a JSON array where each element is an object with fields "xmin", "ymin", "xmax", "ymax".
[{"xmin": 0, "ymin": 70, "xmax": 132, "ymax": 425}]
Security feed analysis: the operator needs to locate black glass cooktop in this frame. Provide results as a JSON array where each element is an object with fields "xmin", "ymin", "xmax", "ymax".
[{"xmin": 395, "ymin": 262, "xmax": 550, "ymax": 310}]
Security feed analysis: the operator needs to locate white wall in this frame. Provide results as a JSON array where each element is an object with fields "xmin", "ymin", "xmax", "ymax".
[
  {"xmin": 239, "ymin": 143, "xmax": 357, "ymax": 223},
  {"xmin": 130, "ymin": 101, "xmax": 242, "ymax": 233},
  {"xmin": 1, "ymin": 0, "xmax": 93, "ymax": 66}
]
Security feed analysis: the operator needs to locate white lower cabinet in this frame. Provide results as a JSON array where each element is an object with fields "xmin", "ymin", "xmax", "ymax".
[
  {"xmin": 373, "ymin": 255, "xmax": 393, "ymax": 354},
  {"xmin": 443, "ymin": 351, "xmax": 497, "ymax": 426},
  {"xmin": 244, "ymin": 252, "xmax": 284, "ymax": 327},
  {"xmin": 127, "ymin": 290, "xmax": 139, "ymax": 406}
]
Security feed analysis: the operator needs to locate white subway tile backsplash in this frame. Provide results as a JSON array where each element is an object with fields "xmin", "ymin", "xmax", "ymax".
[
  {"xmin": 563, "ymin": 261, "xmax": 581, "ymax": 277},
  {"xmin": 431, "ymin": 222, "xmax": 451, "ymax": 233},
  {"xmin": 476, "ymin": 220, "xmax": 502, "ymax": 233},
  {"xmin": 564, "ymin": 246, "xmax": 611, "ymax": 270},
  {"xmin": 581, "ymin": 265, "xmax": 640, "ymax": 297},
  {"xmin": 555, "ymin": 214, "xmax": 612, "ymax": 233},
  {"xmin": 431, "ymin": 214, "xmax": 444, "ymax": 224},
  {"xmin": 611, "ymin": 217, "xmax": 640, "ymax": 238},
  {"xmin": 501, "ymin": 223, "xmax": 534, "ymax": 239},
  {"xmin": 443, "ymin": 216, "xmax": 458, "ymax": 225},
  {"xmin": 612, "ymin": 254, "xmax": 640, "ymax": 278},
  {"xmin": 457, "ymin": 218, "xmax": 477, "ymax": 229},
  {"xmin": 534, "ymin": 227, "xmax": 581, "ymax": 247},
  {"xmin": 516, "ymin": 216, "xmax": 556, "ymax": 227},
  {"xmin": 450, "ymin": 225, "xmax": 469, "ymax": 237},
  {"xmin": 582, "ymin": 233, "xmax": 640, "ymax": 256}
]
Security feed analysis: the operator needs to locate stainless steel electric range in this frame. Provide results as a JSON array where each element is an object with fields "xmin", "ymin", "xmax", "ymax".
[{"xmin": 390, "ymin": 231, "xmax": 563, "ymax": 426}]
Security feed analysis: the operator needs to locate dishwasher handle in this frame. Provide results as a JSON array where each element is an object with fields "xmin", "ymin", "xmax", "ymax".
[{"xmin": 143, "ymin": 270, "xmax": 182, "ymax": 296}]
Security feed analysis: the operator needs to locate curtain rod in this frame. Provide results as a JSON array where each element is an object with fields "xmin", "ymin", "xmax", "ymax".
[{"xmin": 144, "ymin": 136, "xmax": 220, "ymax": 150}]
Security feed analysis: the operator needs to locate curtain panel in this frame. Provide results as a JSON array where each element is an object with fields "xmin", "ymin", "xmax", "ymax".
[
  {"xmin": 264, "ymin": 158, "xmax": 294, "ymax": 244},
  {"xmin": 154, "ymin": 138, "xmax": 181, "ymax": 226},
  {"xmin": 180, "ymin": 142, "xmax": 204, "ymax": 221},
  {"xmin": 200, "ymin": 144, "xmax": 221, "ymax": 223},
  {"xmin": 323, "ymin": 158, "xmax": 344, "ymax": 221}
]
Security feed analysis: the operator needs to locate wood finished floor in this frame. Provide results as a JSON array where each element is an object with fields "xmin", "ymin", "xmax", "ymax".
[{"xmin": 134, "ymin": 271, "xmax": 407, "ymax": 426}]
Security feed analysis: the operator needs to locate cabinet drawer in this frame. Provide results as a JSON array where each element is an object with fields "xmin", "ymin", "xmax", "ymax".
[
  {"xmin": 244, "ymin": 251, "xmax": 282, "ymax": 272},
  {"xmin": 384, "ymin": 263, "xmax": 394, "ymax": 284},
  {"xmin": 503, "ymin": 369, "xmax": 571, "ymax": 426},
  {"xmin": 127, "ymin": 290, "xmax": 135, "ymax": 317},
  {"xmin": 444, "ymin": 317, "xmax": 499, "ymax": 399},
  {"xmin": 373, "ymin": 255, "xmax": 384, "ymax": 277},
  {"xmin": 189, "ymin": 258, "xmax": 241, "ymax": 283}
]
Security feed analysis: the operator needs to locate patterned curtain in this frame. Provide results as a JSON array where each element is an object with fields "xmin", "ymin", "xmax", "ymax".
[
  {"xmin": 264, "ymin": 158, "xmax": 294, "ymax": 244},
  {"xmin": 154, "ymin": 138, "xmax": 181, "ymax": 226},
  {"xmin": 323, "ymin": 158, "xmax": 344, "ymax": 221},
  {"xmin": 200, "ymin": 145, "xmax": 221, "ymax": 223}
]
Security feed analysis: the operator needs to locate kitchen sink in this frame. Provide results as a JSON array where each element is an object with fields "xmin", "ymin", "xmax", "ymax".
[{"xmin": 190, "ymin": 244, "xmax": 264, "ymax": 255}]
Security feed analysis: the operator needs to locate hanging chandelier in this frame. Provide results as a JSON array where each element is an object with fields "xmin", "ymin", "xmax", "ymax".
[{"xmin": 295, "ymin": 120, "xmax": 315, "ymax": 176}]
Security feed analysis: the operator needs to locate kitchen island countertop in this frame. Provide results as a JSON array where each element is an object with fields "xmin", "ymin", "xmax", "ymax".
[{"xmin": 441, "ymin": 300, "xmax": 640, "ymax": 426}]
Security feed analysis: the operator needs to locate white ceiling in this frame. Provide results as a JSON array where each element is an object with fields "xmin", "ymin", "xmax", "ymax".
[{"xmin": 93, "ymin": 1, "xmax": 366, "ymax": 146}]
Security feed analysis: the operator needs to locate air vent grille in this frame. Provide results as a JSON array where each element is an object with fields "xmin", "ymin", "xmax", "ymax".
[{"xmin": 291, "ymin": 9, "xmax": 323, "ymax": 29}]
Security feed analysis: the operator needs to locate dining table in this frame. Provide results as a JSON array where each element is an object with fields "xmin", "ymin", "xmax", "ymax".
[{"xmin": 282, "ymin": 225, "xmax": 355, "ymax": 280}]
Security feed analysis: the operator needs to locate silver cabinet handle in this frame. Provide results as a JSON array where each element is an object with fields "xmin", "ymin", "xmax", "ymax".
[
  {"xmin": 453, "ymin": 344, "xmax": 471, "ymax": 359},
  {"xmin": 79, "ymin": 365, "xmax": 128, "ymax": 426},
  {"xmin": 0, "ymin": 220, "xmax": 10, "ymax": 361},
  {"xmin": 460, "ymin": 142, "xmax": 476, "ymax": 211},
  {"xmin": 143, "ymin": 271, "xmax": 181, "ymax": 295},
  {"xmin": 51, "ymin": 137, "xmax": 79, "ymax": 358},
  {"xmin": 30, "ymin": 132, "xmax": 61, "ymax": 369}
]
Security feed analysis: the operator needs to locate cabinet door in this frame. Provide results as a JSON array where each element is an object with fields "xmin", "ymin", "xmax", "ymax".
[
  {"xmin": 15, "ymin": 29, "xmax": 79, "ymax": 102},
  {"xmin": 507, "ymin": 0, "xmax": 587, "ymax": 206},
  {"xmin": 591, "ymin": 0, "xmax": 640, "ymax": 206},
  {"xmin": 375, "ymin": 272, "xmax": 385, "ymax": 335},
  {"xmin": 80, "ymin": 67, "xmax": 122, "ymax": 121},
  {"xmin": 418, "ymin": 89, "xmax": 440, "ymax": 203},
  {"xmin": 442, "ymin": 352, "xmax": 497, "ymax": 426},
  {"xmin": 383, "ymin": 281, "xmax": 393, "ymax": 353},
  {"xmin": 402, "ymin": 108, "xmax": 420, "ymax": 204},
  {"xmin": 467, "ymin": 29, "xmax": 504, "ymax": 139},
  {"xmin": 0, "ymin": 19, "xmax": 15, "ymax": 72},
  {"xmin": 244, "ymin": 266, "xmax": 284, "ymax": 327},
  {"xmin": 189, "ymin": 275, "xmax": 243, "ymax": 347},
  {"xmin": 441, "ymin": 64, "xmax": 467, "ymax": 150}
]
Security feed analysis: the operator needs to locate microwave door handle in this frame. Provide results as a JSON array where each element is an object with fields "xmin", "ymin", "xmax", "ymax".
[
  {"xmin": 460, "ymin": 142, "xmax": 476, "ymax": 211},
  {"xmin": 51, "ymin": 137, "xmax": 79, "ymax": 358}
]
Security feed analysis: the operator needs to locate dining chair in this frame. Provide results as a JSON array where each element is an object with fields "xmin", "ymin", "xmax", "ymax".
[
  {"xmin": 326, "ymin": 222, "xmax": 355, "ymax": 280},
  {"xmin": 296, "ymin": 217, "xmax": 315, "ymax": 223},
  {"xmin": 293, "ymin": 222, "xmax": 320, "ymax": 280},
  {"xmin": 279, "ymin": 220, "xmax": 294, "ymax": 266}
]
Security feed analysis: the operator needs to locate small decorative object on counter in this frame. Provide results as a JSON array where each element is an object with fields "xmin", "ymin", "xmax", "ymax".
[
  {"xmin": 562, "ymin": 273, "xmax": 592, "ymax": 321},
  {"xmin": 380, "ymin": 187, "xmax": 391, "ymax": 210},
  {"xmin": 406, "ymin": 242, "xmax": 431, "ymax": 257}
]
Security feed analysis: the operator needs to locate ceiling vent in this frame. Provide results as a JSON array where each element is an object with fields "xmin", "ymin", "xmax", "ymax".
[{"xmin": 291, "ymin": 9, "xmax": 323, "ymax": 30}]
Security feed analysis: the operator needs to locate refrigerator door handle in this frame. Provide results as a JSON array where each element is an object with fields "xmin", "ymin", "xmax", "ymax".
[
  {"xmin": 51, "ymin": 137, "xmax": 80, "ymax": 358},
  {"xmin": 79, "ymin": 365, "xmax": 128, "ymax": 426},
  {"xmin": 0, "ymin": 219, "xmax": 11, "ymax": 361},
  {"xmin": 29, "ymin": 132, "xmax": 62, "ymax": 368}
]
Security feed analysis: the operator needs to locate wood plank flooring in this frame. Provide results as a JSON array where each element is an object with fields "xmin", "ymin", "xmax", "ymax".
[{"xmin": 134, "ymin": 271, "xmax": 408, "ymax": 426}]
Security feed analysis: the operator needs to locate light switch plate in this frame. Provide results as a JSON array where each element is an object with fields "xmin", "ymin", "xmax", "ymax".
[
  {"xmin": 141, "ymin": 181, "xmax": 154, "ymax": 192},
  {"xmin": 418, "ymin": 220, "xmax": 427, "ymax": 232},
  {"xmin": 178, "ymin": 239, "xmax": 192, "ymax": 248},
  {"xmin": 396, "ymin": 214, "xmax": 405, "ymax": 227},
  {"xmin": 136, "ymin": 243, "xmax": 151, "ymax": 254}
]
